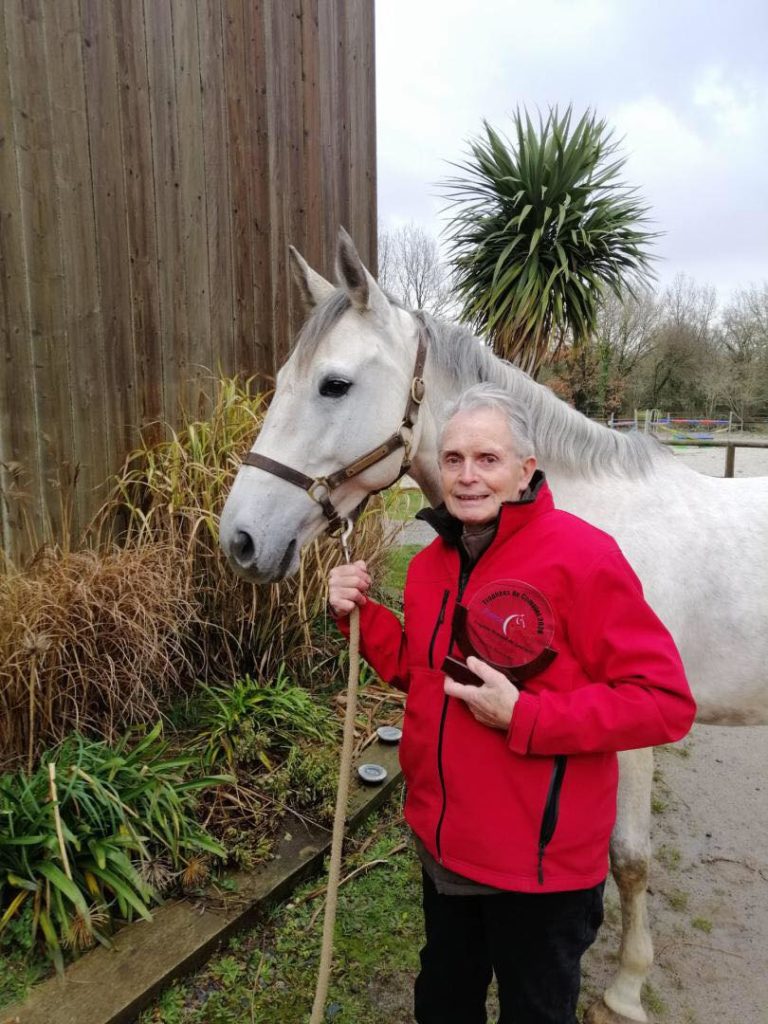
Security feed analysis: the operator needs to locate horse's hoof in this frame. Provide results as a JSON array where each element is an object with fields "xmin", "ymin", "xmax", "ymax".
[{"xmin": 584, "ymin": 999, "xmax": 647, "ymax": 1024}]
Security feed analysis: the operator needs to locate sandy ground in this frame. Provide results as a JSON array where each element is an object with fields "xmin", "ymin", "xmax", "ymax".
[
  {"xmin": 582, "ymin": 728, "xmax": 768, "ymax": 1024},
  {"xmin": 397, "ymin": 439, "xmax": 768, "ymax": 1023}
]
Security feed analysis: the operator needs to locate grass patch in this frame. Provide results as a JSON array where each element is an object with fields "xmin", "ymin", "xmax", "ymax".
[
  {"xmin": 381, "ymin": 545, "xmax": 422, "ymax": 594},
  {"xmin": 656, "ymin": 844, "xmax": 681, "ymax": 871},
  {"xmin": 665, "ymin": 889, "xmax": 689, "ymax": 912},
  {"xmin": 385, "ymin": 488, "xmax": 427, "ymax": 522},
  {"xmin": 651, "ymin": 795, "xmax": 668, "ymax": 815},
  {"xmin": 641, "ymin": 981, "xmax": 666, "ymax": 1017},
  {"xmin": 138, "ymin": 800, "xmax": 423, "ymax": 1024},
  {"xmin": 668, "ymin": 742, "xmax": 692, "ymax": 759},
  {"xmin": 691, "ymin": 916, "xmax": 713, "ymax": 933}
]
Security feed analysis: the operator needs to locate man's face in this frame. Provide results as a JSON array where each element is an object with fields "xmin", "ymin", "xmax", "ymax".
[{"xmin": 439, "ymin": 408, "xmax": 536, "ymax": 525}]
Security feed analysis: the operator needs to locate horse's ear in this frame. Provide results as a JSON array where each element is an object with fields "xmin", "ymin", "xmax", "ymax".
[
  {"xmin": 336, "ymin": 227, "xmax": 388, "ymax": 316},
  {"xmin": 289, "ymin": 246, "xmax": 335, "ymax": 309}
]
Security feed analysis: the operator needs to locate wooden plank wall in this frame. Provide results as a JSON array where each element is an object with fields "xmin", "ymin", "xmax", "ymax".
[{"xmin": 0, "ymin": 0, "xmax": 376, "ymax": 561}]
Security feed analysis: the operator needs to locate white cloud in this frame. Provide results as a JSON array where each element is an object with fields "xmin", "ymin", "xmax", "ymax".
[{"xmin": 692, "ymin": 66, "xmax": 767, "ymax": 139}]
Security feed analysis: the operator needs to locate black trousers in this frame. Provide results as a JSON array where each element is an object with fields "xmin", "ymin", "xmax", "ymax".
[{"xmin": 414, "ymin": 871, "xmax": 604, "ymax": 1024}]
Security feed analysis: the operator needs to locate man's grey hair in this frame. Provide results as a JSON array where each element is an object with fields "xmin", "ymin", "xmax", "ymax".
[{"xmin": 439, "ymin": 383, "xmax": 536, "ymax": 458}]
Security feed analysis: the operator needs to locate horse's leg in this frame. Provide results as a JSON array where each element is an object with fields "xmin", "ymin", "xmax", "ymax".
[{"xmin": 586, "ymin": 746, "xmax": 654, "ymax": 1024}]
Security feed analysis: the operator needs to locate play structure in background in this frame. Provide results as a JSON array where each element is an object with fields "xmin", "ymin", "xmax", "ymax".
[{"xmin": 608, "ymin": 410, "xmax": 740, "ymax": 440}]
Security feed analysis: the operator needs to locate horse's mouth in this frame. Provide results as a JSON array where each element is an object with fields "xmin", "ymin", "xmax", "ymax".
[{"xmin": 277, "ymin": 538, "xmax": 297, "ymax": 579}]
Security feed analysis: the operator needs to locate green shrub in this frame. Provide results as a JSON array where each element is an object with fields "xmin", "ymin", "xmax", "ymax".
[
  {"xmin": 0, "ymin": 724, "xmax": 227, "ymax": 970},
  {"xmin": 192, "ymin": 668, "xmax": 337, "ymax": 771}
]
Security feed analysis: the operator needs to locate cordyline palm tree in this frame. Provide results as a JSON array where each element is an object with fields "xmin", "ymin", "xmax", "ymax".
[{"xmin": 442, "ymin": 107, "xmax": 658, "ymax": 376}]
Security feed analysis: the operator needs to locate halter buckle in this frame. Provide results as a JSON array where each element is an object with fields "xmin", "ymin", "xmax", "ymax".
[
  {"xmin": 307, "ymin": 478, "xmax": 331, "ymax": 505},
  {"xmin": 411, "ymin": 377, "xmax": 425, "ymax": 404}
]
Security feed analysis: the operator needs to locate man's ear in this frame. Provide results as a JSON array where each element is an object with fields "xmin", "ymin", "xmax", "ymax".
[{"xmin": 519, "ymin": 456, "xmax": 537, "ymax": 495}]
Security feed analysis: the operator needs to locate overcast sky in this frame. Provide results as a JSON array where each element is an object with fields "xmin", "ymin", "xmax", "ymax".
[{"xmin": 375, "ymin": 0, "xmax": 768, "ymax": 301}]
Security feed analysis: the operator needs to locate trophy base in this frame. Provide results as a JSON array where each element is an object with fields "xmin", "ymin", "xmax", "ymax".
[{"xmin": 441, "ymin": 655, "xmax": 483, "ymax": 687}]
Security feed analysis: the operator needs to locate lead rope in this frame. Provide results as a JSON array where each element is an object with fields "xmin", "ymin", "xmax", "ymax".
[{"xmin": 309, "ymin": 518, "xmax": 360, "ymax": 1024}]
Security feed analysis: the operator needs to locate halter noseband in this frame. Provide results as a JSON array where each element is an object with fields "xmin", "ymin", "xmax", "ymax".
[{"xmin": 241, "ymin": 318, "xmax": 429, "ymax": 535}]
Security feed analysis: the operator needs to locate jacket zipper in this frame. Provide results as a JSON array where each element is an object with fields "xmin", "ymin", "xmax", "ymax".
[
  {"xmin": 435, "ymin": 555, "xmax": 472, "ymax": 861},
  {"xmin": 428, "ymin": 588, "xmax": 451, "ymax": 862},
  {"xmin": 537, "ymin": 754, "xmax": 568, "ymax": 884},
  {"xmin": 428, "ymin": 590, "xmax": 450, "ymax": 670}
]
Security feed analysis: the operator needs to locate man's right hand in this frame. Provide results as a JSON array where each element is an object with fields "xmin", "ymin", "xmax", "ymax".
[{"xmin": 328, "ymin": 560, "xmax": 371, "ymax": 616}]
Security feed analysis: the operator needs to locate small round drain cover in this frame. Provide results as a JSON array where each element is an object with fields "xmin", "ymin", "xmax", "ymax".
[
  {"xmin": 376, "ymin": 725, "xmax": 402, "ymax": 744},
  {"xmin": 357, "ymin": 763, "xmax": 388, "ymax": 785}
]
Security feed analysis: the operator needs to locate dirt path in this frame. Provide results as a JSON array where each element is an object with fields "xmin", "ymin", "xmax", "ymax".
[{"xmin": 582, "ymin": 728, "xmax": 768, "ymax": 1024}]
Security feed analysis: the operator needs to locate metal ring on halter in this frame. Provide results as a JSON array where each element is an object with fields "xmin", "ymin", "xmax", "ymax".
[{"xmin": 307, "ymin": 478, "xmax": 332, "ymax": 504}]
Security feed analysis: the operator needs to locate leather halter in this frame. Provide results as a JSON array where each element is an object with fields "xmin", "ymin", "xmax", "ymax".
[{"xmin": 241, "ymin": 319, "xmax": 429, "ymax": 535}]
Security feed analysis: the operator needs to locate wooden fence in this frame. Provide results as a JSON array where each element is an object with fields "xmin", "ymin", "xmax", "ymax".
[{"xmin": 0, "ymin": 0, "xmax": 376, "ymax": 560}]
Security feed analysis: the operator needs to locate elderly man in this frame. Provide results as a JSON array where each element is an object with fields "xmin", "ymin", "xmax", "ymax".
[{"xmin": 329, "ymin": 383, "xmax": 695, "ymax": 1024}]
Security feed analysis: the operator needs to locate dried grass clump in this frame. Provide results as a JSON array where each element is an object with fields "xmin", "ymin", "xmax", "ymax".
[{"xmin": 0, "ymin": 545, "xmax": 196, "ymax": 770}]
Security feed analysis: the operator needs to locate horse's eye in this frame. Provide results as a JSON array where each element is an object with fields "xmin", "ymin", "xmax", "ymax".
[{"xmin": 319, "ymin": 378, "xmax": 352, "ymax": 398}]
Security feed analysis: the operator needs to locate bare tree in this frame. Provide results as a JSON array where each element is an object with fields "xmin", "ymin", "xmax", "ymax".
[
  {"xmin": 714, "ymin": 284, "xmax": 768, "ymax": 420},
  {"xmin": 593, "ymin": 289, "xmax": 662, "ymax": 376},
  {"xmin": 663, "ymin": 273, "xmax": 718, "ymax": 345},
  {"xmin": 720, "ymin": 284, "xmax": 768, "ymax": 362},
  {"xmin": 377, "ymin": 222, "xmax": 454, "ymax": 317}
]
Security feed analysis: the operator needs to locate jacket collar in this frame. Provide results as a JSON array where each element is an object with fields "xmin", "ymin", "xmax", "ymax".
[{"xmin": 416, "ymin": 469, "xmax": 553, "ymax": 547}]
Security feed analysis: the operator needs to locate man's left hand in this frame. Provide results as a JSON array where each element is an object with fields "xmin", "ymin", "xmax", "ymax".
[{"xmin": 444, "ymin": 656, "xmax": 520, "ymax": 730}]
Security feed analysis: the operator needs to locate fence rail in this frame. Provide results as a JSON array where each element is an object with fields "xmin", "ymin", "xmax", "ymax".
[{"xmin": 658, "ymin": 439, "xmax": 768, "ymax": 478}]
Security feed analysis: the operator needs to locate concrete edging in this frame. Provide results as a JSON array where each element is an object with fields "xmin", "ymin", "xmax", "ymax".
[{"xmin": 2, "ymin": 739, "xmax": 403, "ymax": 1024}]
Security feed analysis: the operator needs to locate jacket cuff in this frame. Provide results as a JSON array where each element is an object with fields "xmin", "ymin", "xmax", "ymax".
[
  {"xmin": 507, "ymin": 692, "xmax": 539, "ymax": 755},
  {"xmin": 333, "ymin": 601, "xmax": 374, "ymax": 639},
  {"xmin": 334, "ymin": 612, "xmax": 351, "ymax": 639}
]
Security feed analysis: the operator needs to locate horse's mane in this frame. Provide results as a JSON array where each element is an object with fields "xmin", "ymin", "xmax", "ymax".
[
  {"xmin": 419, "ymin": 313, "xmax": 668, "ymax": 478},
  {"xmin": 293, "ymin": 290, "xmax": 668, "ymax": 478}
]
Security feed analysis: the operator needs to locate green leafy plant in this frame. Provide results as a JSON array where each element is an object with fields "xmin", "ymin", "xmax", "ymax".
[
  {"xmin": 193, "ymin": 669, "xmax": 337, "ymax": 771},
  {"xmin": 443, "ymin": 106, "xmax": 657, "ymax": 375},
  {"xmin": 0, "ymin": 724, "xmax": 228, "ymax": 970}
]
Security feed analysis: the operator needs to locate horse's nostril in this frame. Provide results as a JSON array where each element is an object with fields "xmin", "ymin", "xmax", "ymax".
[{"xmin": 232, "ymin": 529, "xmax": 255, "ymax": 566}]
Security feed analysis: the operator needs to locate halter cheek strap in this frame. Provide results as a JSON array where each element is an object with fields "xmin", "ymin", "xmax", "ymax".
[{"xmin": 241, "ymin": 317, "xmax": 429, "ymax": 535}]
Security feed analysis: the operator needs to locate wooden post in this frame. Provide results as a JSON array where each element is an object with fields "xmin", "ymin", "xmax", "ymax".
[{"xmin": 725, "ymin": 444, "xmax": 736, "ymax": 478}]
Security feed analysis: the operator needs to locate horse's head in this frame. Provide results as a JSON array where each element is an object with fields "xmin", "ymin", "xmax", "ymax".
[{"xmin": 219, "ymin": 230, "xmax": 434, "ymax": 582}]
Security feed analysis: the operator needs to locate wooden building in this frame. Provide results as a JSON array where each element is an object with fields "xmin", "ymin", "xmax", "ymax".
[{"xmin": 0, "ymin": 0, "xmax": 376, "ymax": 559}]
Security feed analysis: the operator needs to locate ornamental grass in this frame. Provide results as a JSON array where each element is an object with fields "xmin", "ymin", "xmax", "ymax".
[
  {"xmin": 0, "ymin": 377, "xmax": 395, "ymax": 771},
  {"xmin": 0, "ymin": 545, "xmax": 196, "ymax": 772}
]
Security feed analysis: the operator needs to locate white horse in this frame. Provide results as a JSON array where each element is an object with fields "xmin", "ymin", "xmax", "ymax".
[{"xmin": 220, "ymin": 230, "xmax": 768, "ymax": 1024}]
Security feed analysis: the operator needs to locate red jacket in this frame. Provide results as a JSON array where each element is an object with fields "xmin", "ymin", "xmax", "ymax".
[{"xmin": 341, "ymin": 474, "xmax": 695, "ymax": 892}]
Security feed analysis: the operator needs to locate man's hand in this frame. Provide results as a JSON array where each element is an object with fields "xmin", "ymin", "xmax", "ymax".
[
  {"xmin": 328, "ymin": 560, "xmax": 371, "ymax": 616},
  {"xmin": 444, "ymin": 656, "xmax": 520, "ymax": 730}
]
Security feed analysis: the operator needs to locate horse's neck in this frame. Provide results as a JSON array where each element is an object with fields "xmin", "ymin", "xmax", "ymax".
[{"xmin": 409, "ymin": 322, "xmax": 661, "ymax": 498}]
